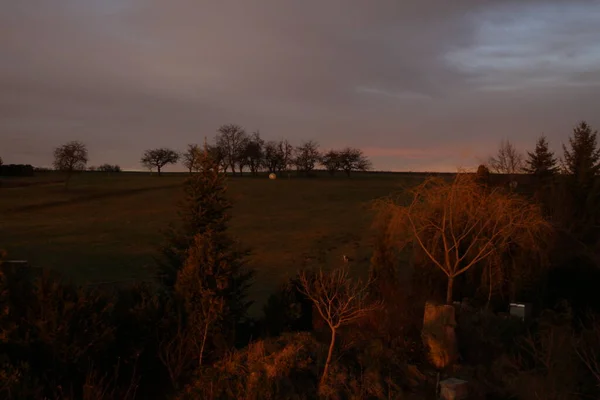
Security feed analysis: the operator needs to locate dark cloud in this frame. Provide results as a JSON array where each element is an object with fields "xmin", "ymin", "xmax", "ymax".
[{"xmin": 1, "ymin": 0, "xmax": 599, "ymax": 170}]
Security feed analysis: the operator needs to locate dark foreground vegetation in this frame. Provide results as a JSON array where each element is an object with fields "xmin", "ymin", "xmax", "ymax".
[{"xmin": 2, "ymin": 121, "xmax": 600, "ymax": 399}]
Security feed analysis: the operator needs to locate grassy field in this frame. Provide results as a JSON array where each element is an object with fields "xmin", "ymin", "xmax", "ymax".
[{"xmin": 0, "ymin": 171, "xmax": 424, "ymax": 313}]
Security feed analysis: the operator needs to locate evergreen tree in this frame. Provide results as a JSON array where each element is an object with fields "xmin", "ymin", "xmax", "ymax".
[
  {"xmin": 556, "ymin": 121, "xmax": 600, "ymax": 244},
  {"xmin": 159, "ymin": 143, "xmax": 233, "ymax": 288},
  {"xmin": 562, "ymin": 121, "xmax": 600, "ymax": 188},
  {"xmin": 175, "ymin": 230, "xmax": 253, "ymax": 365},
  {"xmin": 524, "ymin": 135, "xmax": 559, "ymax": 178}
]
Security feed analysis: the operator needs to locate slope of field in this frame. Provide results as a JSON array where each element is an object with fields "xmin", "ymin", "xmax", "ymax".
[{"xmin": 0, "ymin": 172, "xmax": 421, "ymax": 312}]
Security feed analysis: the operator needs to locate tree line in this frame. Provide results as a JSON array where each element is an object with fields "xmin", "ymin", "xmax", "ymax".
[
  {"xmin": 487, "ymin": 121, "xmax": 599, "ymax": 181},
  {"xmin": 141, "ymin": 123, "xmax": 372, "ymax": 177},
  {"xmin": 43, "ymin": 123, "xmax": 372, "ymax": 187}
]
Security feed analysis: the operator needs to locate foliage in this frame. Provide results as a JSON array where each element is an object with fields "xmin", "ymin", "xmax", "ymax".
[
  {"xmin": 97, "ymin": 164, "xmax": 122, "ymax": 173},
  {"xmin": 524, "ymin": 135, "xmax": 559, "ymax": 179},
  {"xmin": 475, "ymin": 164, "xmax": 490, "ymax": 186},
  {"xmin": 375, "ymin": 173, "xmax": 552, "ymax": 304},
  {"xmin": 338, "ymin": 147, "xmax": 372, "ymax": 176},
  {"xmin": 140, "ymin": 148, "xmax": 179, "ymax": 176},
  {"xmin": 0, "ymin": 164, "xmax": 34, "ymax": 177},
  {"xmin": 159, "ymin": 146, "xmax": 232, "ymax": 288},
  {"xmin": 562, "ymin": 121, "xmax": 600, "ymax": 186},
  {"xmin": 174, "ymin": 230, "xmax": 254, "ymax": 366},
  {"xmin": 181, "ymin": 144, "xmax": 203, "ymax": 174},
  {"xmin": 240, "ymin": 131, "xmax": 265, "ymax": 175},
  {"xmin": 321, "ymin": 149, "xmax": 342, "ymax": 175}
]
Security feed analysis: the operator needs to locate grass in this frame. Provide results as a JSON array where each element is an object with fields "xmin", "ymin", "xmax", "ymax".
[{"xmin": 0, "ymin": 171, "xmax": 424, "ymax": 314}]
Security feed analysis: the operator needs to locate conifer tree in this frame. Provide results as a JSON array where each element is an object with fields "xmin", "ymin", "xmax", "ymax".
[
  {"xmin": 174, "ymin": 230, "xmax": 253, "ymax": 365},
  {"xmin": 158, "ymin": 142, "xmax": 233, "ymax": 288},
  {"xmin": 557, "ymin": 121, "xmax": 600, "ymax": 243},
  {"xmin": 524, "ymin": 135, "xmax": 559, "ymax": 179},
  {"xmin": 562, "ymin": 121, "xmax": 600, "ymax": 188}
]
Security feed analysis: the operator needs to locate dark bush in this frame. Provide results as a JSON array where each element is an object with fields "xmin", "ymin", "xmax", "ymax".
[
  {"xmin": 97, "ymin": 164, "xmax": 122, "ymax": 173},
  {"xmin": 0, "ymin": 164, "xmax": 34, "ymax": 177}
]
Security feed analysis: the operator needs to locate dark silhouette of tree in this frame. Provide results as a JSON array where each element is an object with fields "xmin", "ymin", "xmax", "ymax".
[
  {"xmin": 141, "ymin": 148, "xmax": 179, "ymax": 176},
  {"xmin": 562, "ymin": 121, "xmax": 600, "ymax": 188},
  {"xmin": 294, "ymin": 140, "xmax": 320, "ymax": 176},
  {"xmin": 205, "ymin": 143, "xmax": 226, "ymax": 173},
  {"xmin": 241, "ymin": 131, "xmax": 264, "ymax": 175},
  {"xmin": 475, "ymin": 164, "xmax": 491, "ymax": 186},
  {"xmin": 97, "ymin": 164, "xmax": 121, "ymax": 173},
  {"xmin": 488, "ymin": 139, "xmax": 523, "ymax": 175},
  {"xmin": 321, "ymin": 150, "xmax": 342, "ymax": 175},
  {"xmin": 53, "ymin": 141, "xmax": 88, "ymax": 188},
  {"xmin": 182, "ymin": 144, "xmax": 202, "ymax": 174},
  {"xmin": 338, "ymin": 147, "xmax": 371, "ymax": 176},
  {"xmin": 216, "ymin": 124, "xmax": 247, "ymax": 176},
  {"xmin": 557, "ymin": 121, "xmax": 600, "ymax": 243},
  {"xmin": 279, "ymin": 139, "xmax": 294, "ymax": 175},
  {"xmin": 159, "ymin": 145, "xmax": 232, "ymax": 288},
  {"xmin": 264, "ymin": 141, "xmax": 282, "ymax": 173},
  {"xmin": 524, "ymin": 135, "xmax": 559, "ymax": 179},
  {"xmin": 0, "ymin": 156, "xmax": 3, "ymax": 167}
]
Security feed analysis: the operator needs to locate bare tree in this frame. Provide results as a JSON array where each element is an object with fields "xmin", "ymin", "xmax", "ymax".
[
  {"xmin": 240, "ymin": 131, "xmax": 265, "ymax": 175},
  {"xmin": 53, "ymin": 141, "xmax": 88, "ymax": 188},
  {"xmin": 141, "ymin": 148, "xmax": 179, "ymax": 176},
  {"xmin": 264, "ymin": 141, "xmax": 282, "ymax": 173},
  {"xmin": 338, "ymin": 147, "xmax": 371, "ymax": 176},
  {"xmin": 294, "ymin": 140, "xmax": 321, "ymax": 176},
  {"xmin": 488, "ymin": 139, "xmax": 524, "ymax": 175},
  {"xmin": 321, "ymin": 150, "xmax": 342, "ymax": 175},
  {"xmin": 216, "ymin": 124, "xmax": 248, "ymax": 176},
  {"xmin": 279, "ymin": 139, "xmax": 294, "ymax": 176},
  {"xmin": 298, "ymin": 266, "xmax": 381, "ymax": 386},
  {"xmin": 182, "ymin": 144, "xmax": 203, "ymax": 174},
  {"xmin": 375, "ymin": 174, "xmax": 551, "ymax": 304}
]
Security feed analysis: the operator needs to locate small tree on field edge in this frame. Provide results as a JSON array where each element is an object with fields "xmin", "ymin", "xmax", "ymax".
[
  {"xmin": 141, "ymin": 148, "xmax": 179, "ymax": 176},
  {"xmin": 53, "ymin": 141, "xmax": 88, "ymax": 189}
]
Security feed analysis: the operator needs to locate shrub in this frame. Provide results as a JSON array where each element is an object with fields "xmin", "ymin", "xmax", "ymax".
[{"xmin": 0, "ymin": 164, "xmax": 34, "ymax": 177}]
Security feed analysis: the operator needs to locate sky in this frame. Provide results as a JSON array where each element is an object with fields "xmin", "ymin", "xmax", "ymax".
[{"xmin": 1, "ymin": 0, "xmax": 600, "ymax": 172}]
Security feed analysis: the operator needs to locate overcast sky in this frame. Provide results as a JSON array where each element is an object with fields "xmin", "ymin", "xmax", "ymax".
[{"xmin": 2, "ymin": 1, "xmax": 599, "ymax": 171}]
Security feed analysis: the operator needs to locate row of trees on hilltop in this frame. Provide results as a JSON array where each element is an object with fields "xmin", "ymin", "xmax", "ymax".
[
  {"xmin": 141, "ymin": 123, "xmax": 371, "ymax": 177},
  {"xmin": 488, "ymin": 121, "xmax": 600, "ymax": 182}
]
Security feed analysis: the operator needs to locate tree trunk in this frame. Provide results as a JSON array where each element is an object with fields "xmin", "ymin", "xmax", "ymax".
[
  {"xmin": 446, "ymin": 276, "xmax": 454, "ymax": 305},
  {"xmin": 486, "ymin": 263, "xmax": 493, "ymax": 310},
  {"xmin": 199, "ymin": 321, "xmax": 210, "ymax": 367},
  {"xmin": 157, "ymin": 166, "xmax": 162, "ymax": 176},
  {"xmin": 321, "ymin": 327, "xmax": 336, "ymax": 387}
]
